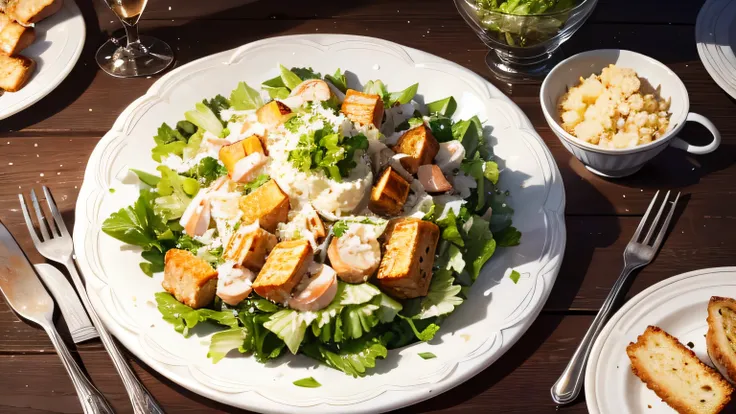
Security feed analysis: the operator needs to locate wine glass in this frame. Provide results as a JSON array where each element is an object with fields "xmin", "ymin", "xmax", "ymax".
[{"xmin": 96, "ymin": 0, "xmax": 174, "ymax": 78}]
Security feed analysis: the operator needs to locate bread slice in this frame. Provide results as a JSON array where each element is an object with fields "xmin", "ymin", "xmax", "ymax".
[
  {"xmin": 707, "ymin": 296, "xmax": 736, "ymax": 384},
  {"xmin": 0, "ymin": 12, "xmax": 35, "ymax": 55},
  {"xmin": 5, "ymin": 0, "xmax": 63, "ymax": 25},
  {"xmin": 0, "ymin": 53, "xmax": 34, "ymax": 92},
  {"xmin": 627, "ymin": 326, "xmax": 733, "ymax": 414}
]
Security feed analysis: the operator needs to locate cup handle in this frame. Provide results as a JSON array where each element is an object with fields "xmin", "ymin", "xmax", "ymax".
[{"xmin": 670, "ymin": 112, "xmax": 721, "ymax": 155}]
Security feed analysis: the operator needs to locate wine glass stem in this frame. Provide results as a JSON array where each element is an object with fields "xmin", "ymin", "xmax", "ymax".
[{"xmin": 124, "ymin": 22, "xmax": 140, "ymax": 46}]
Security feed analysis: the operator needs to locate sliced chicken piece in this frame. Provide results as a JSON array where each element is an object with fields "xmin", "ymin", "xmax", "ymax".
[
  {"xmin": 282, "ymin": 79, "xmax": 333, "ymax": 108},
  {"xmin": 256, "ymin": 100, "xmax": 292, "ymax": 127},
  {"xmin": 231, "ymin": 151, "xmax": 268, "ymax": 183},
  {"xmin": 327, "ymin": 234, "xmax": 381, "ymax": 283},
  {"xmin": 435, "ymin": 141, "xmax": 466, "ymax": 174},
  {"xmin": 216, "ymin": 265, "xmax": 256, "ymax": 306},
  {"xmin": 417, "ymin": 164, "xmax": 452, "ymax": 193},
  {"xmin": 288, "ymin": 263, "xmax": 338, "ymax": 312},
  {"xmin": 179, "ymin": 177, "xmax": 228, "ymax": 236}
]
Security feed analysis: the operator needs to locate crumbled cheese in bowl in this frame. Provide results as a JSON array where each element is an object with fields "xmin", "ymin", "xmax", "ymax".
[{"xmin": 558, "ymin": 64, "xmax": 672, "ymax": 149}]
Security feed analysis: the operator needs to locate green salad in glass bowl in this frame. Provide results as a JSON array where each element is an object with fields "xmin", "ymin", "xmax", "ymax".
[{"xmin": 455, "ymin": 0, "xmax": 597, "ymax": 81}]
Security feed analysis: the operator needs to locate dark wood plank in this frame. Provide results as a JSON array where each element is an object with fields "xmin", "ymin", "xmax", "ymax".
[
  {"xmin": 0, "ymin": 314, "xmax": 593, "ymax": 414},
  {"xmin": 86, "ymin": 0, "xmax": 704, "ymax": 25}
]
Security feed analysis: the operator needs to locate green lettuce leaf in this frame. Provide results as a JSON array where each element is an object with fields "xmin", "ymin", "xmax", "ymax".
[
  {"xmin": 324, "ymin": 68, "xmax": 347, "ymax": 93},
  {"xmin": 185, "ymin": 102, "xmax": 224, "ymax": 137},
  {"xmin": 290, "ymin": 67, "xmax": 321, "ymax": 80},
  {"xmin": 415, "ymin": 269, "xmax": 463, "ymax": 319},
  {"xmin": 435, "ymin": 210, "xmax": 464, "ymax": 247},
  {"xmin": 495, "ymin": 225, "xmax": 521, "ymax": 247},
  {"xmin": 463, "ymin": 215, "xmax": 497, "ymax": 280},
  {"xmin": 202, "ymin": 95, "xmax": 230, "ymax": 125},
  {"xmin": 509, "ymin": 269, "xmax": 521, "ymax": 284},
  {"xmin": 387, "ymin": 83, "xmax": 418, "ymax": 106},
  {"xmin": 363, "ymin": 80, "xmax": 389, "ymax": 102},
  {"xmin": 208, "ymin": 328, "xmax": 248, "ymax": 363},
  {"xmin": 230, "ymin": 82, "xmax": 263, "ymax": 110},
  {"xmin": 130, "ymin": 169, "xmax": 160, "ymax": 187},
  {"xmin": 262, "ymin": 309, "xmax": 308, "ymax": 354},
  {"xmin": 427, "ymin": 115, "xmax": 454, "ymax": 142},
  {"xmin": 139, "ymin": 249, "xmax": 164, "ymax": 277},
  {"xmin": 483, "ymin": 160, "xmax": 500, "ymax": 185},
  {"xmin": 154, "ymin": 166, "xmax": 199, "ymax": 221},
  {"xmin": 426, "ymin": 96, "xmax": 457, "ymax": 117},
  {"xmin": 301, "ymin": 336, "xmax": 388, "ymax": 378},
  {"xmin": 155, "ymin": 292, "xmax": 237, "ymax": 337},
  {"xmin": 102, "ymin": 189, "xmax": 166, "ymax": 250},
  {"xmin": 151, "ymin": 123, "xmax": 187, "ymax": 162},
  {"xmin": 293, "ymin": 377, "xmax": 321, "ymax": 388},
  {"xmin": 451, "ymin": 116, "xmax": 482, "ymax": 158},
  {"xmin": 279, "ymin": 64, "xmax": 303, "ymax": 90},
  {"xmin": 262, "ymin": 75, "xmax": 290, "ymax": 100}
]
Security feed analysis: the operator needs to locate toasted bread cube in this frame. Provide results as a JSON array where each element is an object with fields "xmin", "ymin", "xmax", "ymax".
[
  {"xmin": 219, "ymin": 141, "xmax": 246, "ymax": 173},
  {"xmin": 392, "ymin": 125, "xmax": 440, "ymax": 174},
  {"xmin": 256, "ymin": 100, "xmax": 292, "ymax": 127},
  {"xmin": 223, "ymin": 226, "xmax": 278, "ymax": 270},
  {"xmin": 243, "ymin": 135, "xmax": 266, "ymax": 156},
  {"xmin": 376, "ymin": 219, "xmax": 439, "ymax": 299},
  {"xmin": 239, "ymin": 179, "xmax": 290, "ymax": 233},
  {"xmin": 6, "ymin": 0, "xmax": 63, "ymax": 25},
  {"xmin": 0, "ymin": 54, "xmax": 34, "ymax": 92},
  {"xmin": 369, "ymin": 167, "xmax": 410, "ymax": 216},
  {"xmin": 162, "ymin": 249, "xmax": 218, "ymax": 309},
  {"xmin": 252, "ymin": 240, "xmax": 313, "ymax": 303},
  {"xmin": 341, "ymin": 89, "xmax": 384, "ymax": 128},
  {"xmin": 0, "ymin": 13, "xmax": 35, "ymax": 55}
]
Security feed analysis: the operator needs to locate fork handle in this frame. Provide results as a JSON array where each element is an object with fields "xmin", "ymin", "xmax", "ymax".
[
  {"xmin": 63, "ymin": 258, "xmax": 165, "ymax": 414},
  {"xmin": 42, "ymin": 323, "xmax": 114, "ymax": 414},
  {"xmin": 551, "ymin": 264, "xmax": 637, "ymax": 405}
]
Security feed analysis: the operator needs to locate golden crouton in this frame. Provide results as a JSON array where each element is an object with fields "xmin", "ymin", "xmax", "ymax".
[
  {"xmin": 392, "ymin": 124, "xmax": 440, "ymax": 174},
  {"xmin": 369, "ymin": 167, "xmax": 410, "ymax": 216},
  {"xmin": 252, "ymin": 240, "xmax": 313, "ymax": 303},
  {"xmin": 223, "ymin": 226, "xmax": 278, "ymax": 271},
  {"xmin": 219, "ymin": 141, "xmax": 246, "ymax": 174},
  {"xmin": 341, "ymin": 89, "xmax": 384, "ymax": 128},
  {"xmin": 239, "ymin": 179, "xmax": 290, "ymax": 233},
  {"xmin": 243, "ymin": 135, "xmax": 266, "ymax": 156},
  {"xmin": 162, "ymin": 249, "xmax": 218, "ymax": 309},
  {"xmin": 0, "ymin": 13, "xmax": 35, "ymax": 55},
  {"xmin": 5, "ymin": 0, "xmax": 63, "ymax": 25},
  {"xmin": 376, "ymin": 219, "xmax": 439, "ymax": 299},
  {"xmin": 256, "ymin": 100, "xmax": 292, "ymax": 127},
  {"xmin": 0, "ymin": 54, "xmax": 34, "ymax": 92}
]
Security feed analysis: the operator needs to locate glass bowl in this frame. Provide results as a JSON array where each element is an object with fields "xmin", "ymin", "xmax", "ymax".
[{"xmin": 454, "ymin": 0, "xmax": 598, "ymax": 82}]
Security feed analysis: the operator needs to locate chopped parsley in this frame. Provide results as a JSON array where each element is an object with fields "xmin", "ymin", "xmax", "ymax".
[
  {"xmin": 293, "ymin": 377, "xmax": 321, "ymax": 388},
  {"xmin": 418, "ymin": 352, "xmax": 437, "ymax": 360},
  {"xmin": 288, "ymin": 123, "xmax": 368, "ymax": 181},
  {"xmin": 509, "ymin": 270, "xmax": 521, "ymax": 284},
  {"xmin": 242, "ymin": 174, "xmax": 270, "ymax": 195}
]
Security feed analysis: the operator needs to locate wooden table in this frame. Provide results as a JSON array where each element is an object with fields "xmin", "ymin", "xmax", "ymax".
[{"xmin": 1, "ymin": 0, "xmax": 734, "ymax": 412}]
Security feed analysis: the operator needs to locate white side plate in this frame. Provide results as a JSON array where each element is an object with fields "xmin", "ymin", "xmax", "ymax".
[
  {"xmin": 74, "ymin": 34, "xmax": 566, "ymax": 413},
  {"xmin": 586, "ymin": 267, "xmax": 736, "ymax": 414},
  {"xmin": 696, "ymin": 0, "xmax": 736, "ymax": 100},
  {"xmin": 0, "ymin": 0, "xmax": 86, "ymax": 120}
]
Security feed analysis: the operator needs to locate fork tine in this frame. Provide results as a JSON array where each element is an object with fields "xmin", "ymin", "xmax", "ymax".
[
  {"xmin": 43, "ymin": 186, "xmax": 69, "ymax": 237},
  {"xmin": 651, "ymin": 192, "xmax": 680, "ymax": 251},
  {"xmin": 30, "ymin": 189, "xmax": 51, "ymax": 241},
  {"xmin": 643, "ymin": 190, "xmax": 671, "ymax": 245},
  {"xmin": 18, "ymin": 194, "xmax": 43, "ymax": 246},
  {"xmin": 631, "ymin": 190, "xmax": 659, "ymax": 243}
]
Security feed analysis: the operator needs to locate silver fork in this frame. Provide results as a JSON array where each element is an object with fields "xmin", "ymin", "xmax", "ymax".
[
  {"xmin": 20, "ymin": 187, "xmax": 164, "ymax": 414},
  {"xmin": 550, "ymin": 190, "xmax": 681, "ymax": 405}
]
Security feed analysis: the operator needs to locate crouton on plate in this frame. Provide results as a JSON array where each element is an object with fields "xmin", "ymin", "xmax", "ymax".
[
  {"xmin": 392, "ymin": 124, "xmax": 440, "ymax": 175},
  {"xmin": 369, "ymin": 166, "xmax": 410, "ymax": 216},
  {"xmin": 341, "ymin": 89, "xmax": 384, "ymax": 128},
  {"xmin": 223, "ymin": 226, "xmax": 278, "ymax": 271},
  {"xmin": 162, "ymin": 249, "xmax": 218, "ymax": 309},
  {"xmin": 5, "ymin": 0, "xmax": 63, "ymax": 25},
  {"xmin": 252, "ymin": 239, "xmax": 313, "ymax": 303},
  {"xmin": 0, "ymin": 53, "xmax": 34, "ymax": 92},
  {"xmin": 238, "ymin": 179, "xmax": 290, "ymax": 233},
  {"xmin": 376, "ymin": 218, "xmax": 440, "ymax": 299}
]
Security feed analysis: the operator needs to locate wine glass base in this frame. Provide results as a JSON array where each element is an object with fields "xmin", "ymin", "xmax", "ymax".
[
  {"xmin": 96, "ymin": 34, "xmax": 174, "ymax": 78},
  {"xmin": 485, "ymin": 48, "xmax": 564, "ymax": 84}
]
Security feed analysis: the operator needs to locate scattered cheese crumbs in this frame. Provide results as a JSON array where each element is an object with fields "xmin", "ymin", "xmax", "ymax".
[
  {"xmin": 8, "ymin": 162, "xmax": 12, "ymax": 165},
  {"xmin": 89, "ymin": 109, "xmax": 93, "ymax": 112},
  {"xmin": 34, "ymin": 143, "xmax": 38, "ymax": 147},
  {"xmin": 39, "ymin": 173, "xmax": 44, "ymax": 177}
]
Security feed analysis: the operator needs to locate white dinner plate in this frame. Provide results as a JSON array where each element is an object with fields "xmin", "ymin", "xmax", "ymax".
[
  {"xmin": 696, "ymin": 0, "xmax": 736, "ymax": 100},
  {"xmin": 585, "ymin": 267, "xmax": 736, "ymax": 414},
  {"xmin": 74, "ymin": 34, "xmax": 566, "ymax": 413},
  {"xmin": 0, "ymin": 0, "xmax": 86, "ymax": 120}
]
